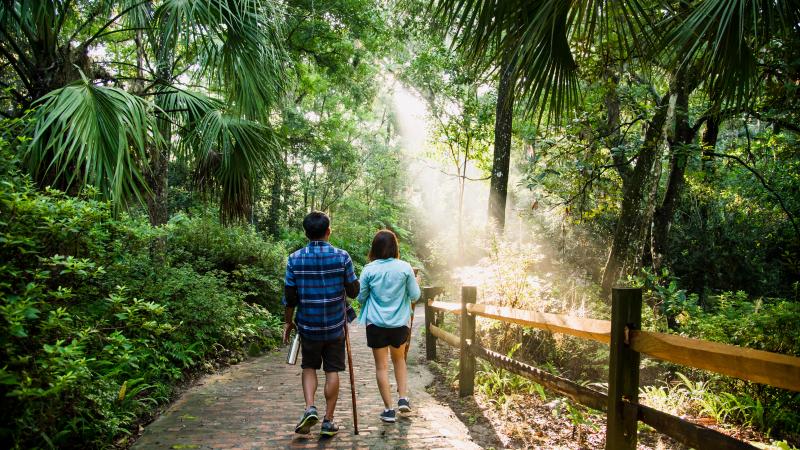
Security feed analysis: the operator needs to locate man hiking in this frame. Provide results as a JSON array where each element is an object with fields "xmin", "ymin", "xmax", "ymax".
[{"xmin": 283, "ymin": 211, "xmax": 359, "ymax": 436}]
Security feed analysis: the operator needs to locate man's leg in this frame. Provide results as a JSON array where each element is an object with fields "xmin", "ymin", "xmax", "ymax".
[
  {"xmin": 302, "ymin": 368, "xmax": 318, "ymax": 409},
  {"xmin": 323, "ymin": 371, "xmax": 339, "ymax": 420},
  {"xmin": 295, "ymin": 338, "xmax": 323, "ymax": 433}
]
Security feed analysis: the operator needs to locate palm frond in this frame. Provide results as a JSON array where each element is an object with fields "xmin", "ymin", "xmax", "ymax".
[
  {"xmin": 184, "ymin": 108, "xmax": 281, "ymax": 223},
  {"xmin": 659, "ymin": 0, "xmax": 800, "ymax": 105},
  {"xmin": 156, "ymin": 0, "xmax": 288, "ymax": 119},
  {"xmin": 156, "ymin": 85, "xmax": 222, "ymax": 128},
  {"xmin": 432, "ymin": 0, "xmax": 653, "ymax": 120},
  {"xmin": 25, "ymin": 76, "xmax": 158, "ymax": 210},
  {"xmin": 119, "ymin": 0, "xmax": 152, "ymax": 31}
]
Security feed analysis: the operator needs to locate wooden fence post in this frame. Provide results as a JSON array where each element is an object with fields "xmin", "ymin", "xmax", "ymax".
[
  {"xmin": 606, "ymin": 287, "xmax": 643, "ymax": 450},
  {"xmin": 425, "ymin": 288, "xmax": 437, "ymax": 361},
  {"xmin": 459, "ymin": 286, "xmax": 477, "ymax": 397}
]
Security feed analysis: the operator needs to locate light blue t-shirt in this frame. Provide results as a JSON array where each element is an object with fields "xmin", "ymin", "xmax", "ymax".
[{"xmin": 357, "ymin": 258, "xmax": 421, "ymax": 328}]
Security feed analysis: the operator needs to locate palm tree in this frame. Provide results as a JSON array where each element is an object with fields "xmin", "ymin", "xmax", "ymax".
[
  {"xmin": 431, "ymin": 0, "xmax": 799, "ymax": 297},
  {"xmin": 2, "ymin": 0, "xmax": 287, "ymax": 225}
]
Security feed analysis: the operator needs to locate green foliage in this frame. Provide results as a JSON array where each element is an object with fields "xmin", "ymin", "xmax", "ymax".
[
  {"xmin": 635, "ymin": 270, "xmax": 800, "ymax": 438},
  {"xmin": 475, "ymin": 344, "xmax": 545, "ymax": 407},
  {"xmin": 641, "ymin": 372, "xmax": 800, "ymax": 438},
  {"xmin": 166, "ymin": 212, "xmax": 286, "ymax": 311},
  {"xmin": 26, "ymin": 78, "xmax": 157, "ymax": 209},
  {"xmin": 684, "ymin": 292, "xmax": 800, "ymax": 356},
  {"xmin": 0, "ymin": 144, "xmax": 284, "ymax": 448}
]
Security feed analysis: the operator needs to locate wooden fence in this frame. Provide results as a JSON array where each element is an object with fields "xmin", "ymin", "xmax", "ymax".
[{"xmin": 420, "ymin": 286, "xmax": 800, "ymax": 450}]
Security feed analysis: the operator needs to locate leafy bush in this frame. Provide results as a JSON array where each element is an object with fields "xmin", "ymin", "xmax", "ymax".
[
  {"xmin": 166, "ymin": 211, "xmax": 287, "ymax": 311},
  {"xmin": 636, "ymin": 268, "xmax": 800, "ymax": 439},
  {"xmin": 0, "ymin": 141, "xmax": 285, "ymax": 448}
]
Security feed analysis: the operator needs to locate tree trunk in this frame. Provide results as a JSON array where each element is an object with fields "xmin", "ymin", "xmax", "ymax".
[
  {"xmin": 145, "ymin": 144, "xmax": 169, "ymax": 226},
  {"xmin": 146, "ymin": 62, "xmax": 172, "ymax": 226},
  {"xmin": 651, "ymin": 69, "xmax": 696, "ymax": 270},
  {"xmin": 488, "ymin": 58, "xmax": 515, "ymax": 232},
  {"xmin": 601, "ymin": 95, "xmax": 671, "ymax": 299},
  {"xmin": 604, "ymin": 67, "xmax": 631, "ymax": 183},
  {"xmin": 458, "ymin": 139, "xmax": 470, "ymax": 258},
  {"xmin": 697, "ymin": 115, "xmax": 720, "ymax": 306},
  {"xmin": 265, "ymin": 171, "xmax": 283, "ymax": 237}
]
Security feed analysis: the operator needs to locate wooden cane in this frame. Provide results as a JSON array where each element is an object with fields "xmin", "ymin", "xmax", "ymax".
[
  {"xmin": 404, "ymin": 269, "xmax": 421, "ymax": 361},
  {"xmin": 404, "ymin": 303, "xmax": 415, "ymax": 361},
  {"xmin": 343, "ymin": 304, "xmax": 359, "ymax": 435}
]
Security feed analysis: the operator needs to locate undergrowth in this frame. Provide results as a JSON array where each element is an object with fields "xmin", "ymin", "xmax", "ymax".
[
  {"xmin": 430, "ymin": 232, "xmax": 800, "ymax": 447},
  {"xmin": 0, "ymin": 142, "xmax": 285, "ymax": 448}
]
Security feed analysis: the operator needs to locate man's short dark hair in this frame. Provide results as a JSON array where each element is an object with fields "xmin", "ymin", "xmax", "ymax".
[{"xmin": 303, "ymin": 211, "xmax": 330, "ymax": 240}]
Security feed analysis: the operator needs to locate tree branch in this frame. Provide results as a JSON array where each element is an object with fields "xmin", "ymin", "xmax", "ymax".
[
  {"xmin": 0, "ymin": 27, "xmax": 35, "ymax": 71},
  {"xmin": 80, "ymin": 1, "xmax": 152, "ymax": 49},
  {"xmin": 708, "ymin": 152, "xmax": 800, "ymax": 240},
  {"xmin": 55, "ymin": 0, "xmax": 74, "ymax": 37},
  {"xmin": 627, "ymin": 72, "xmax": 664, "ymax": 106},
  {"xmin": 0, "ymin": 45, "xmax": 33, "ymax": 92}
]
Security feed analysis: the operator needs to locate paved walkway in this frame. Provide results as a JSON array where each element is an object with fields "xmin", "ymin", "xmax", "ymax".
[{"xmin": 133, "ymin": 309, "xmax": 481, "ymax": 449}]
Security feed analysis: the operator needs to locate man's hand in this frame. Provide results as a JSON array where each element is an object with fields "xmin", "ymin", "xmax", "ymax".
[
  {"xmin": 283, "ymin": 306, "xmax": 295, "ymax": 344},
  {"xmin": 283, "ymin": 322, "xmax": 296, "ymax": 345}
]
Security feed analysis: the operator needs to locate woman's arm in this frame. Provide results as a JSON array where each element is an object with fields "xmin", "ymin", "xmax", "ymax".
[
  {"xmin": 406, "ymin": 264, "xmax": 421, "ymax": 301},
  {"xmin": 357, "ymin": 270, "xmax": 370, "ymax": 304}
]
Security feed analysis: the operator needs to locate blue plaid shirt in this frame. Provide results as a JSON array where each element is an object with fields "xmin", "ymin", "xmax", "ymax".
[{"xmin": 284, "ymin": 241, "xmax": 357, "ymax": 341}]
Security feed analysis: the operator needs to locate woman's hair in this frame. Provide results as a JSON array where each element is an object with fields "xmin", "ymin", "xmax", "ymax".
[{"xmin": 368, "ymin": 229, "xmax": 400, "ymax": 261}]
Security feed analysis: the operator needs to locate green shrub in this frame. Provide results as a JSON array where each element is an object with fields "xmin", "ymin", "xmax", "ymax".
[
  {"xmin": 166, "ymin": 211, "xmax": 287, "ymax": 311},
  {"xmin": 0, "ymin": 141, "xmax": 285, "ymax": 448}
]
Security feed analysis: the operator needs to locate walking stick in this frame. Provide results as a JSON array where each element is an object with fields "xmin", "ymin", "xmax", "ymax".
[
  {"xmin": 343, "ymin": 302, "xmax": 359, "ymax": 435},
  {"xmin": 404, "ymin": 269, "xmax": 422, "ymax": 361},
  {"xmin": 404, "ymin": 303, "xmax": 416, "ymax": 361}
]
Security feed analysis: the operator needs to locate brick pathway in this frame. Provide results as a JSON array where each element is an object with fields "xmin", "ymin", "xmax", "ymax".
[{"xmin": 133, "ymin": 308, "xmax": 481, "ymax": 449}]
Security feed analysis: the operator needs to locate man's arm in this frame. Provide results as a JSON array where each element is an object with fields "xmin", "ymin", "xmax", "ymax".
[
  {"xmin": 344, "ymin": 279, "xmax": 360, "ymax": 299},
  {"xmin": 283, "ymin": 289, "xmax": 296, "ymax": 345},
  {"xmin": 283, "ymin": 261, "xmax": 298, "ymax": 344},
  {"xmin": 342, "ymin": 253, "xmax": 359, "ymax": 299},
  {"xmin": 283, "ymin": 301, "xmax": 296, "ymax": 344}
]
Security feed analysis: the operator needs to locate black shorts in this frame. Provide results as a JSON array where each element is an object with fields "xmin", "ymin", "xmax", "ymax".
[
  {"xmin": 366, "ymin": 325, "xmax": 410, "ymax": 349},
  {"xmin": 301, "ymin": 336, "xmax": 345, "ymax": 372}
]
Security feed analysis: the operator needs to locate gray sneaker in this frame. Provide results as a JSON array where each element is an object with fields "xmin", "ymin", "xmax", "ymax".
[
  {"xmin": 294, "ymin": 406, "xmax": 319, "ymax": 434},
  {"xmin": 380, "ymin": 409, "xmax": 396, "ymax": 423},
  {"xmin": 320, "ymin": 418, "xmax": 339, "ymax": 436},
  {"xmin": 398, "ymin": 398, "xmax": 411, "ymax": 413}
]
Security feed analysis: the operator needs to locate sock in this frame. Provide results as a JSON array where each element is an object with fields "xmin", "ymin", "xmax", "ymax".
[{"xmin": 399, "ymin": 397, "xmax": 408, "ymax": 401}]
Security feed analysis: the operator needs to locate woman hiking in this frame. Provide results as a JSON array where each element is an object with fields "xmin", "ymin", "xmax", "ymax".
[{"xmin": 357, "ymin": 229, "xmax": 421, "ymax": 423}]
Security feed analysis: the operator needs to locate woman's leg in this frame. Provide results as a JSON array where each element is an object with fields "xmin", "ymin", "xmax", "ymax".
[
  {"xmin": 372, "ymin": 347, "xmax": 392, "ymax": 409},
  {"xmin": 389, "ymin": 344, "xmax": 408, "ymax": 399}
]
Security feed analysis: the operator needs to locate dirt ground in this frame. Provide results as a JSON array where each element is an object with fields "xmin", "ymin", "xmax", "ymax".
[{"xmin": 422, "ymin": 342, "xmax": 781, "ymax": 450}]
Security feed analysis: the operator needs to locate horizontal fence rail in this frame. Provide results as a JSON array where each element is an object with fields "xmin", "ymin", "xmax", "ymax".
[
  {"xmin": 421, "ymin": 285, "xmax": 798, "ymax": 450},
  {"xmin": 429, "ymin": 298, "xmax": 800, "ymax": 392},
  {"xmin": 466, "ymin": 303, "xmax": 612, "ymax": 344},
  {"xmin": 428, "ymin": 323, "xmax": 459, "ymax": 348},
  {"xmin": 428, "ymin": 300, "xmax": 461, "ymax": 313},
  {"xmin": 630, "ymin": 330, "xmax": 800, "ymax": 392},
  {"xmin": 627, "ymin": 401, "xmax": 758, "ymax": 450},
  {"xmin": 470, "ymin": 342, "xmax": 607, "ymax": 412}
]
